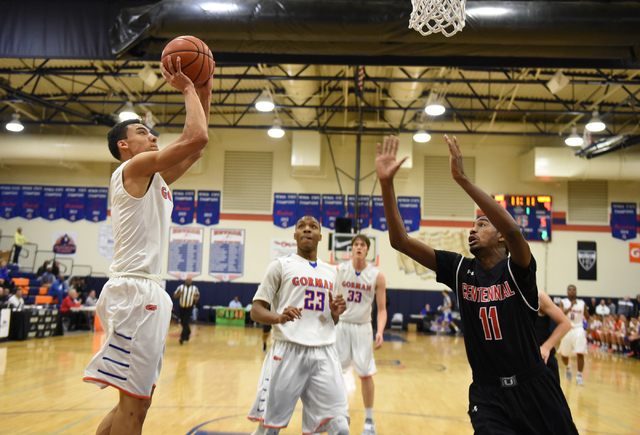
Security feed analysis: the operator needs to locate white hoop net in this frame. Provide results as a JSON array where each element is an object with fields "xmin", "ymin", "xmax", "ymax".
[{"xmin": 409, "ymin": 0, "xmax": 466, "ymax": 37}]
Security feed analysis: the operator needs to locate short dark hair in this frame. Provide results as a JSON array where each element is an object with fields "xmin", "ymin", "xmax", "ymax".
[
  {"xmin": 296, "ymin": 215, "xmax": 321, "ymax": 232},
  {"xmin": 107, "ymin": 119, "xmax": 139, "ymax": 161},
  {"xmin": 351, "ymin": 234, "xmax": 370, "ymax": 249}
]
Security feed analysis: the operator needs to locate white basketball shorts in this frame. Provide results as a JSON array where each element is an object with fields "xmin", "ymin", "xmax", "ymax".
[
  {"xmin": 559, "ymin": 327, "xmax": 588, "ymax": 357},
  {"xmin": 83, "ymin": 276, "xmax": 172, "ymax": 399},
  {"xmin": 248, "ymin": 340, "xmax": 350, "ymax": 434},
  {"xmin": 335, "ymin": 321, "xmax": 377, "ymax": 377}
]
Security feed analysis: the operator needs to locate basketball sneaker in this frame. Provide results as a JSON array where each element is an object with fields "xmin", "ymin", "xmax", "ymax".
[
  {"xmin": 565, "ymin": 367, "xmax": 572, "ymax": 381},
  {"xmin": 576, "ymin": 374, "xmax": 584, "ymax": 386},
  {"xmin": 362, "ymin": 419, "xmax": 377, "ymax": 435}
]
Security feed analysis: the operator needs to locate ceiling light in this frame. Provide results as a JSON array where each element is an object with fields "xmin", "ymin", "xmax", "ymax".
[
  {"xmin": 6, "ymin": 113, "xmax": 24, "ymax": 132},
  {"xmin": 586, "ymin": 111, "xmax": 605, "ymax": 132},
  {"xmin": 268, "ymin": 119, "xmax": 285, "ymax": 138},
  {"xmin": 201, "ymin": 2, "xmax": 238, "ymax": 12},
  {"xmin": 119, "ymin": 102, "xmax": 139, "ymax": 121},
  {"xmin": 565, "ymin": 126, "xmax": 584, "ymax": 147},
  {"xmin": 255, "ymin": 90, "xmax": 275, "ymax": 112},
  {"xmin": 413, "ymin": 125, "xmax": 431, "ymax": 143},
  {"xmin": 467, "ymin": 7, "xmax": 510, "ymax": 17},
  {"xmin": 425, "ymin": 102, "xmax": 445, "ymax": 116}
]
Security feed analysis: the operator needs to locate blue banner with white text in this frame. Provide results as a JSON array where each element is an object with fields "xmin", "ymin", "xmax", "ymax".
[
  {"xmin": 63, "ymin": 187, "xmax": 87, "ymax": 222},
  {"xmin": 348, "ymin": 195, "xmax": 371, "ymax": 230},
  {"xmin": 21, "ymin": 185, "xmax": 43, "ymax": 220},
  {"xmin": 322, "ymin": 194, "xmax": 345, "ymax": 230},
  {"xmin": 197, "ymin": 191, "xmax": 221, "ymax": 226},
  {"xmin": 273, "ymin": 193, "xmax": 298, "ymax": 228},
  {"xmin": 297, "ymin": 194, "xmax": 321, "ymax": 222},
  {"xmin": 611, "ymin": 202, "xmax": 637, "ymax": 240},
  {"xmin": 172, "ymin": 190, "xmax": 195, "ymax": 225},
  {"xmin": 86, "ymin": 188, "xmax": 108, "ymax": 222},
  {"xmin": 42, "ymin": 186, "xmax": 64, "ymax": 221},
  {"xmin": 0, "ymin": 185, "xmax": 21, "ymax": 219},
  {"xmin": 372, "ymin": 196, "xmax": 387, "ymax": 231},
  {"xmin": 398, "ymin": 196, "xmax": 421, "ymax": 233}
]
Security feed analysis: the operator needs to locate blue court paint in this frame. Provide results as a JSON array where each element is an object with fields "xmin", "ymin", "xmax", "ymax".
[
  {"xmin": 382, "ymin": 333, "xmax": 408, "ymax": 342},
  {"xmin": 185, "ymin": 414, "xmax": 249, "ymax": 435}
]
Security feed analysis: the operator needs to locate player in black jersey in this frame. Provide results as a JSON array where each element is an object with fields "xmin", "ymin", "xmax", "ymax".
[{"xmin": 376, "ymin": 135, "xmax": 579, "ymax": 435}]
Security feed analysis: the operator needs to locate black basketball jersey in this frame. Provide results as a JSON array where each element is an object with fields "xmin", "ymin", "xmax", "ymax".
[{"xmin": 435, "ymin": 250, "xmax": 541, "ymax": 378}]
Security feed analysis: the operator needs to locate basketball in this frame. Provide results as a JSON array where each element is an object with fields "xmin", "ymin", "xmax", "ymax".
[{"xmin": 161, "ymin": 36, "xmax": 214, "ymax": 86}]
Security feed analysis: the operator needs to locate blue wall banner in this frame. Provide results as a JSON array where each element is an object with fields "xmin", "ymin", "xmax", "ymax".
[
  {"xmin": 398, "ymin": 196, "xmax": 421, "ymax": 233},
  {"xmin": 322, "ymin": 194, "xmax": 345, "ymax": 230},
  {"xmin": 372, "ymin": 196, "xmax": 387, "ymax": 231},
  {"xmin": 0, "ymin": 185, "xmax": 22, "ymax": 219},
  {"xmin": 172, "ymin": 190, "xmax": 195, "ymax": 225},
  {"xmin": 42, "ymin": 186, "xmax": 64, "ymax": 221},
  {"xmin": 86, "ymin": 188, "xmax": 108, "ymax": 222},
  {"xmin": 168, "ymin": 227, "xmax": 203, "ymax": 279},
  {"xmin": 273, "ymin": 193, "xmax": 297, "ymax": 228},
  {"xmin": 21, "ymin": 185, "xmax": 43, "ymax": 220},
  {"xmin": 611, "ymin": 202, "xmax": 637, "ymax": 240},
  {"xmin": 348, "ymin": 195, "xmax": 371, "ymax": 230},
  {"xmin": 197, "ymin": 190, "xmax": 221, "ymax": 226},
  {"xmin": 297, "ymin": 194, "xmax": 321, "ymax": 222},
  {"xmin": 63, "ymin": 187, "xmax": 87, "ymax": 222}
]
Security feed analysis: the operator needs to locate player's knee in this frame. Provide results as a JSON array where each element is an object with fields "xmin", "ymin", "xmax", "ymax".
[{"xmin": 327, "ymin": 416, "xmax": 349, "ymax": 435}]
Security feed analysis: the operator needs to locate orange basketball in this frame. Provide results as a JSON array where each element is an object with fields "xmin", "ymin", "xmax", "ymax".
[{"xmin": 161, "ymin": 36, "xmax": 214, "ymax": 86}]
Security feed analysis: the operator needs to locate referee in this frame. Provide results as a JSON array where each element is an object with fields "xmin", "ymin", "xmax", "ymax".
[{"xmin": 173, "ymin": 278, "xmax": 200, "ymax": 345}]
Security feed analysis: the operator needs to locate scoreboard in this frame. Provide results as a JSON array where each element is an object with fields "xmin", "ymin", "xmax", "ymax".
[{"xmin": 493, "ymin": 195, "xmax": 552, "ymax": 242}]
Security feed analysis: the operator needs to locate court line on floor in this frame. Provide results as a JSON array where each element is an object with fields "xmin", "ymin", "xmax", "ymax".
[
  {"xmin": 185, "ymin": 414, "xmax": 248, "ymax": 435},
  {"xmin": 0, "ymin": 373, "xmax": 79, "ymax": 397},
  {"xmin": 576, "ymin": 403, "xmax": 640, "ymax": 435},
  {"xmin": 52, "ymin": 407, "xmax": 114, "ymax": 434}
]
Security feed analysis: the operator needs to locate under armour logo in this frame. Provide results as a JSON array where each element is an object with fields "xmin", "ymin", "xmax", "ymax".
[
  {"xmin": 471, "ymin": 406, "xmax": 478, "ymax": 413},
  {"xmin": 467, "ymin": 270, "xmax": 475, "ymax": 275}
]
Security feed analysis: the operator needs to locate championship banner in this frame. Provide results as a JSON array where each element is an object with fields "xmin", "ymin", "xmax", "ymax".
[
  {"xmin": 53, "ymin": 231, "xmax": 78, "ymax": 257},
  {"xmin": 86, "ymin": 188, "xmax": 108, "ymax": 222},
  {"xmin": 348, "ymin": 195, "xmax": 371, "ymax": 230},
  {"xmin": 322, "ymin": 194, "xmax": 345, "ymax": 230},
  {"xmin": 372, "ymin": 196, "xmax": 387, "ymax": 231},
  {"xmin": 98, "ymin": 224, "xmax": 114, "ymax": 261},
  {"xmin": 611, "ymin": 202, "xmax": 637, "ymax": 240},
  {"xmin": 297, "ymin": 194, "xmax": 321, "ymax": 222},
  {"xmin": 209, "ymin": 229, "xmax": 245, "ymax": 282},
  {"xmin": 172, "ymin": 190, "xmax": 195, "ymax": 225},
  {"xmin": 273, "ymin": 193, "xmax": 297, "ymax": 228},
  {"xmin": 168, "ymin": 227, "xmax": 203, "ymax": 279},
  {"xmin": 398, "ymin": 196, "xmax": 421, "ymax": 233},
  {"xmin": 62, "ymin": 187, "xmax": 87, "ymax": 222},
  {"xmin": 577, "ymin": 241, "xmax": 597, "ymax": 280},
  {"xmin": 0, "ymin": 185, "xmax": 21, "ymax": 219},
  {"xmin": 21, "ymin": 185, "xmax": 43, "ymax": 220},
  {"xmin": 42, "ymin": 186, "xmax": 64, "ymax": 221},
  {"xmin": 196, "ymin": 190, "xmax": 220, "ymax": 226}
]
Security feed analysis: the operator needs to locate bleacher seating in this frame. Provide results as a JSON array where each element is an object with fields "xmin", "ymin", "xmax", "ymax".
[
  {"xmin": 13, "ymin": 278, "xmax": 29, "ymax": 287},
  {"xmin": 35, "ymin": 295, "xmax": 54, "ymax": 305}
]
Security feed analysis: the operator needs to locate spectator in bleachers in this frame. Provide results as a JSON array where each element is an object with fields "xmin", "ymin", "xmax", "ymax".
[
  {"xmin": 618, "ymin": 296, "xmax": 634, "ymax": 318},
  {"xmin": 8, "ymin": 288, "xmax": 24, "ymax": 309},
  {"xmin": 229, "ymin": 296, "xmax": 242, "ymax": 309},
  {"xmin": 0, "ymin": 288, "xmax": 10, "ymax": 305},
  {"xmin": 627, "ymin": 317, "xmax": 640, "ymax": 358},
  {"xmin": 51, "ymin": 261, "xmax": 60, "ymax": 277},
  {"xmin": 596, "ymin": 299, "xmax": 610, "ymax": 316},
  {"xmin": 48, "ymin": 274, "xmax": 68, "ymax": 307},
  {"xmin": 41, "ymin": 266, "xmax": 55, "ymax": 285},
  {"xmin": 607, "ymin": 298, "xmax": 617, "ymax": 315},
  {"xmin": 12, "ymin": 227, "xmax": 28, "ymax": 265},
  {"xmin": 588, "ymin": 298, "xmax": 597, "ymax": 316},
  {"xmin": 36, "ymin": 260, "xmax": 50, "ymax": 277},
  {"xmin": 84, "ymin": 290, "xmax": 97, "ymax": 307},
  {"xmin": 0, "ymin": 260, "xmax": 14, "ymax": 291}
]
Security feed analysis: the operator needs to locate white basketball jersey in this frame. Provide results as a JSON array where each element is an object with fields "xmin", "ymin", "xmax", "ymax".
[
  {"xmin": 254, "ymin": 254, "xmax": 338, "ymax": 347},
  {"xmin": 337, "ymin": 261, "xmax": 379, "ymax": 324},
  {"xmin": 561, "ymin": 298, "xmax": 586, "ymax": 329},
  {"xmin": 109, "ymin": 160, "xmax": 173, "ymax": 276}
]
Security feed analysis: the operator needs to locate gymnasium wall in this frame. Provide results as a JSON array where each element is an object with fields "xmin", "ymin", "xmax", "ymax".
[{"xmin": 0, "ymin": 128, "xmax": 638, "ymax": 299}]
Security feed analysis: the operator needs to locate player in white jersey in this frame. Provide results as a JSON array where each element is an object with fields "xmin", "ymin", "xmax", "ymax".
[
  {"xmin": 83, "ymin": 56, "xmax": 212, "ymax": 435},
  {"xmin": 558, "ymin": 284, "xmax": 589, "ymax": 385},
  {"xmin": 336, "ymin": 235, "xmax": 386, "ymax": 435},
  {"xmin": 248, "ymin": 216, "xmax": 350, "ymax": 435}
]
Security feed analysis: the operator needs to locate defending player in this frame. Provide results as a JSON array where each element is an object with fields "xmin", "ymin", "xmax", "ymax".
[
  {"xmin": 535, "ymin": 291, "xmax": 572, "ymax": 383},
  {"xmin": 376, "ymin": 135, "xmax": 578, "ymax": 434},
  {"xmin": 559, "ymin": 284, "xmax": 589, "ymax": 385},
  {"xmin": 336, "ymin": 235, "xmax": 387, "ymax": 435},
  {"xmin": 83, "ymin": 56, "xmax": 212, "ymax": 435},
  {"xmin": 248, "ymin": 216, "xmax": 350, "ymax": 435}
]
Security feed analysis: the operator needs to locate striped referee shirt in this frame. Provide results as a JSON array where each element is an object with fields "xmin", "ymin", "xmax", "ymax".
[{"xmin": 174, "ymin": 284, "xmax": 200, "ymax": 308}]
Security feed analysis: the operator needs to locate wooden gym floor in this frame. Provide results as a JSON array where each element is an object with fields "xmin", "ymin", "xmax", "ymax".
[{"xmin": 1, "ymin": 324, "xmax": 639, "ymax": 435}]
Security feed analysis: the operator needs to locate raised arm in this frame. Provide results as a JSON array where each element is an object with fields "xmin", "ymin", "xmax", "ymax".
[
  {"xmin": 444, "ymin": 135, "xmax": 531, "ymax": 268},
  {"xmin": 539, "ymin": 291, "xmax": 571, "ymax": 364},
  {"xmin": 374, "ymin": 272, "xmax": 387, "ymax": 349},
  {"xmin": 376, "ymin": 135, "xmax": 438, "ymax": 271}
]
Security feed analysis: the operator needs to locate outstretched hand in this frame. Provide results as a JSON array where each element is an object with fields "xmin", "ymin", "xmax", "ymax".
[
  {"xmin": 195, "ymin": 63, "xmax": 215, "ymax": 95},
  {"xmin": 161, "ymin": 56, "xmax": 195, "ymax": 93},
  {"xmin": 376, "ymin": 135, "xmax": 409, "ymax": 183},
  {"xmin": 444, "ymin": 134, "xmax": 466, "ymax": 182}
]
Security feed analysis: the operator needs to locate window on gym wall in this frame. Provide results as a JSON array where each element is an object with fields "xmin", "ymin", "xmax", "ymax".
[
  {"xmin": 223, "ymin": 151, "xmax": 274, "ymax": 213},
  {"xmin": 568, "ymin": 180, "xmax": 608, "ymax": 224},
  {"xmin": 423, "ymin": 156, "xmax": 476, "ymax": 219}
]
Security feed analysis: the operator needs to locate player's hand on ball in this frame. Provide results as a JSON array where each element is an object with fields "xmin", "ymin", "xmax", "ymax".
[
  {"xmin": 195, "ymin": 68, "xmax": 214, "ymax": 95},
  {"xmin": 375, "ymin": 331, "xmax": 384, "ymax": 349},
  {"xmin": 376, "ymin": 135, "xmax": 408, "ymax": 182},
  {"xmin": 279, "ymin": 306, "xmax": 302, "ymax": 323},
  {"xmin": 329, "ymin": 292, "xmax": 346, "ymax": 316},
  {"xmin": 161, "ymin": 55, "xmax": 194, "ymax": 93}
]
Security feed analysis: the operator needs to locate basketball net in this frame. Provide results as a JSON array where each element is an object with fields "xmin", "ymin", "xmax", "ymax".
[{"xmin": 409, "ymin": 0, "xmax": 466, "ymax": 37}]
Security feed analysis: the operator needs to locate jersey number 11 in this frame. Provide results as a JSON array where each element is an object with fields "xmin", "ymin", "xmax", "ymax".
[{"xmin": 479, "ymin": 306, "xmax": 503, "ymax": 340}]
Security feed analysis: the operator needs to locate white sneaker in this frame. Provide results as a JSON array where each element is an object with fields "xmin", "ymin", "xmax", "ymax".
[
  {"xmin": 362, "ymin": 419, "xmax": 377, "ymax": 435},
  {"xmin": 565, "ymin": 367, "xmax": 572, "ymax": 381},
  {"xmin": 576, "ymin": 375, "xmax": 584, "ymax": 386}
]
